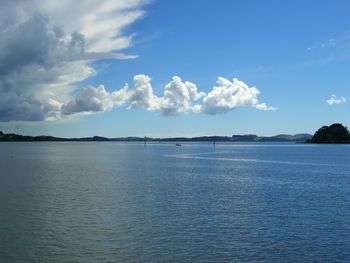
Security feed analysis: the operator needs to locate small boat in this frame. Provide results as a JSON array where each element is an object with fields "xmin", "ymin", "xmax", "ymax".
[{"xmin": 176, "ymin": 143, "xmax": 182, "ymax": 146}]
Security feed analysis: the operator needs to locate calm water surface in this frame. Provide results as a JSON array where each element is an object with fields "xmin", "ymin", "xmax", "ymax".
[{"xmin": 0, "ymin": 142, "xmax": 349, "ymax": 262}]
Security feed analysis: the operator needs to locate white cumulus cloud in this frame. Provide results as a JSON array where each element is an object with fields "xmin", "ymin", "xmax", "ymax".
[
  {"xmin": 196, "ymin": 77, "xmax": 276, "ymax": 114},
  {"xmin": 128, "ymin": 75, "xmax": 162, "ymax": 111},
  {"xmin": 327, "ymin": 95, "xmax": 347, "ymax": 105},
  {"xmin": 62, "ymin": 85, "xmax": 131, "ymax": 115},
  {"xmin": 62, "ymin": 75, "xmax": 275, "ymax": 116},
  {"xmin": 158, "ymin": 76, "xmax": 205, "ymax": 116}
]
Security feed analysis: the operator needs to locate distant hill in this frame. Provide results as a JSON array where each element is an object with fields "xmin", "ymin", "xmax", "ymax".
[
  {"xmin": 231, "ymin": 133, "xmax": 312, "ymax": 142},
  {"xmin": 0, "ymin": 131, "xmax": 312, "ymax": 142},
  {"xmin": 306, "ymin": 123, "xmax": 350, "ymax": 144}
]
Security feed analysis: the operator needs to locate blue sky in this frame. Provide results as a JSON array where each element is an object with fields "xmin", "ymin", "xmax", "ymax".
[{"xmin": 1, "ymin": 0, "xmax": 349, "ymax": 137}]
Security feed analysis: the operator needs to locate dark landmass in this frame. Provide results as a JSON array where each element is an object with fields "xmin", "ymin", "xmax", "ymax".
[
  {"xmin": 306, "ymin": 123, "xmax": 350, "ymax": 144},
  {"xmin": 0, "ymin": 130, "xmax": 311, "ymax": 142}
]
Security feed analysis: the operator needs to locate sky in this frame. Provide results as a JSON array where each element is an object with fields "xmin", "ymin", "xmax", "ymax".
[{"xmin": 0, "ymin": 0, "xmax": 349, "ymax": 137}]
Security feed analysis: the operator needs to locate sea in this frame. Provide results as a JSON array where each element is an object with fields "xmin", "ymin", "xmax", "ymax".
[{"xmin": 0, "ymin": 142, "xmax": 349, "ymax": 262}]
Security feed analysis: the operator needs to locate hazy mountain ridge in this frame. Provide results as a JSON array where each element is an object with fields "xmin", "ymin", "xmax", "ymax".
[
  {"xmin": 0, "ymin": 131, "xmax": 311, "ymax": 142},
  {"xmin": 232, "ymin": 134, "xmax": 312, "ymax": 142}
]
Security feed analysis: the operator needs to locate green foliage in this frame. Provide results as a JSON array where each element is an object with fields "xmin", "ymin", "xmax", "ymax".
[{"xmin": 307, "ymin": 123, "xmax": 350, "ymax": 143}]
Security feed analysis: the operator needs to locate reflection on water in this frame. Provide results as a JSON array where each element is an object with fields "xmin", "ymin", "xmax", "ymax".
[
  {"xmin": 165, "ymin": 152, "xmax": 350, "ymax": 167},
  {"xmin": 0, "ymin": 142, "xmax": 350, "ymax": 262}
]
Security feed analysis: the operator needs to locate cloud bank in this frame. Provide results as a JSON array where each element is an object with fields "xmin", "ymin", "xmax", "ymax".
[
  {"xmin": 0, "ymin": 0, "xmax": 275, "ymax": 122},
  {"xmin": 62, "ymin": 75, "xmax": 276, "ymax": 116},
  {"xmin": 326, "ymin": 95, "xmax": 347, "ymax": 105}
]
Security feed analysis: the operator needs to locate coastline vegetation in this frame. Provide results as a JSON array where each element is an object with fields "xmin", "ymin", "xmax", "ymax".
[
  {"xmin": 306, "ymin": 123, "xmax": 350, "ymax": 144},
  {"xmin": 0, "ymin": 130, "xmax": 311, "ymax": 142}
]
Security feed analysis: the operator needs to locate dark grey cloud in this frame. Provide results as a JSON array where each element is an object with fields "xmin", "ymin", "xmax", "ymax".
[
  {"xmin": 0, "ymin": 12, "xmax": 87, "ymax": 121},
  {"xmin": 0, "ymin": 0, "xmax": 146, "ymax": 122}
]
